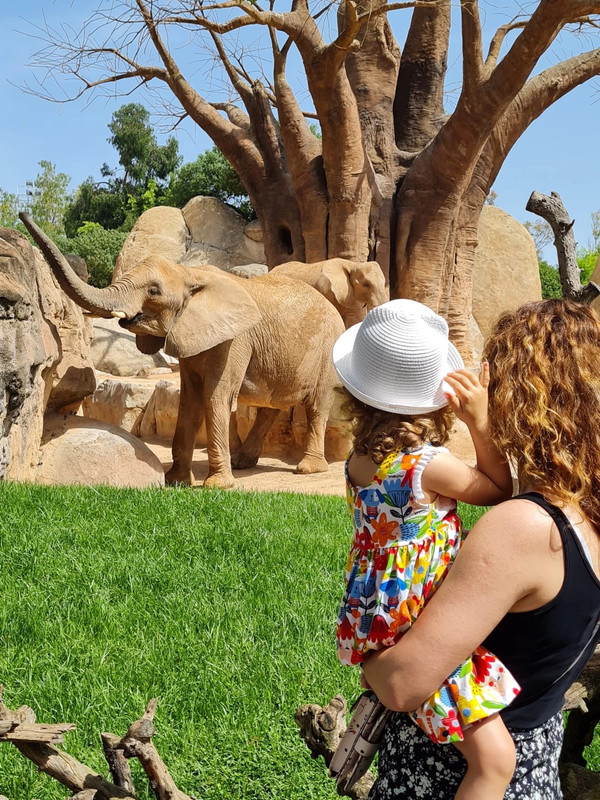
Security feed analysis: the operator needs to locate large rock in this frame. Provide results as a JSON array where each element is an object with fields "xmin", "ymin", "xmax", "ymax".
[
  {"xmin": 180, "ymin": 197, "xmax": 265, "ymax": 269},
  {"xmin": 36, "ymin": 414, "xmax": 165, "ymax": 488},
  {"xmin": 91, "ymin": 317, "xmax": 175, "ymax": 376},
  {"xmin": 113, "ymin": 198, "xmax": 266, "ymax": 280},
  {"xmin": 472, "ymin": 205, "xmax": 542, "ymax": 341},
  {"xmin": 0, "ymin": 227, "xmax": 95, "ymax": 482},
  {"xmin": 82, "ymin": 376, "xmax": 158, "ymax": 432},
  {"xmin": 113, "ymin": 206, "xmax": 189, "ymax": 280}
]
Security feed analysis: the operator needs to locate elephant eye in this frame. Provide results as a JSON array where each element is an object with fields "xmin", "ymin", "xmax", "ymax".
[{"xmin": 148, "ymin": 285, "xmax": 161, "ymax": 296}]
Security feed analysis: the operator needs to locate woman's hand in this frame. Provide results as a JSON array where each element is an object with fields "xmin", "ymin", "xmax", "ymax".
[{"xmin": 444, "ymin": 362, "xmax": 490, "ymax": 432}]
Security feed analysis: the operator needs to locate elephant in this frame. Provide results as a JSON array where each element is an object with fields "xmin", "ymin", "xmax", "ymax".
[
  {"xmin": 268, "ymin": 258, "xmax": 388, "ymax": 328},
  {"xmin": 21, "ymin": 213, "xmax": 345, "ymax": 489}
]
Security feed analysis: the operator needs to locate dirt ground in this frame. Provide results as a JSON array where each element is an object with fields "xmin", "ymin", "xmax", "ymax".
[
  {"xmin": 144, "ymin": 422, "xmax": 476, "ymax": 497},
  {"xmin": 144, "ymin": 437, "xmax": 348, "ymax": 496}
]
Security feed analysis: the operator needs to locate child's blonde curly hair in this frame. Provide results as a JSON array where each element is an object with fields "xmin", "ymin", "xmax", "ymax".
[
  {"xmin": 339, "ymin": 387, "xmax": 455, "ymax": 465},
  {"xmin": 483, "ymin": 299, "xmax": 600, "ymax": 531}
]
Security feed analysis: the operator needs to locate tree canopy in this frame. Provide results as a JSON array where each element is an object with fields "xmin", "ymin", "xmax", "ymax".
[{"xmin": 26, "ymin": 0, "xmax": 600, "ymax": 356}]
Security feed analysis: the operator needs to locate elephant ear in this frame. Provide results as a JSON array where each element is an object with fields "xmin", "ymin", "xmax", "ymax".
[
  {"xmin": 314, "ymin": 261, "xmax": 352, "ymax": 307},
  {"xmin": 365, "ymin": 261, "xmax": 389, "ymax": 307},
  {"xmin": 136, "ymin": 334, "xmax": 166, "ymax": 355},
  {"xmin": 164, "ymin": 269, "xmax": 262, "ymax": 359}
]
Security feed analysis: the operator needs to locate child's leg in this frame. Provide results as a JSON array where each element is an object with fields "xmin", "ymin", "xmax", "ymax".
[{"xmin": 452, "ymin": 714, "xmax": 516, "ymax": 800}]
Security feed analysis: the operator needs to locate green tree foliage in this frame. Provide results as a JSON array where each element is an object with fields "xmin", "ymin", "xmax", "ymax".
[
  {"xmin": 166, "ymin": 147, "xmax": 254, "ymax": 219},
  {"xmin": 64, "ymin": 178, "xmax": 127, "ymax": 238},
  {"xmin": 55, "ymin": 225, "xmax": 128, "ymax": 288},
  {"xmin": 65, "ymin": 103, "xmax": 182, "ymax": 234},
  {"xmin": 108, "ymin": 103, "xmax": 181, "ymax": 191},
  {"xmin": 0, "ymin": 189, "xmax": 18, "ymax": 228},
  {"xmin": 578, "ymin": 248, "xmax": 599, "ymax": 284},
  {"xmin": 538, "ymin": 259, "xmax": 562, "ymax": 299},
  {"xmin": 26, "ymin": 161, "xmax": 70, "ymax": 237}
]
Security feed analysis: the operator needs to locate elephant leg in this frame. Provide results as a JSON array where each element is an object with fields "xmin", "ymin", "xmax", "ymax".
[
  {"xmin": 201, "ymin": 341, "xmax": 251, "ymax": 488},
  {"xmin": 296, "ymin": 393, "xmax": 330, "ymax": 475},
  {"xmin": 203, "ymin": 391, "xmax": 239, "ymax": 488},
  {"xmin": 231, "ymin": 407, "xmax": 280, "ymax": 469},
  {"xmin": 229, "ymin": 410, "xmax": 243, "ymax": 455},
  {"xmin": 166, "ymin": 369, "xmax": 205, "ymax": 486}
]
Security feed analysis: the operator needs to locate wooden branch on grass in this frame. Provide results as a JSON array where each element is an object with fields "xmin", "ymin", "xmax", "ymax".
[
  {"xmin": 0, "ymin": 690, "xmax": 191, "ymax": 800},
  {"xmin": 526, "ymin": 190, "xmax": 600, "ymax": 303}
]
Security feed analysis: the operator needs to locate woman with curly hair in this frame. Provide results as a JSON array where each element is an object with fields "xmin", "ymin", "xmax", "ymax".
[
  {"xmin": 362, "ymin": 299, "xmax": 600, "ymax": 799},
  {"xmin": 331, "ymin": 298, "xmax": 516, "ymax": 799}
]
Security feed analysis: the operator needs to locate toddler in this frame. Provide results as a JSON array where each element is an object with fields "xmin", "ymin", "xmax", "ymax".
[{"xmin": 333, "ymin": 299, "xmax": 518, "ymax": 800}]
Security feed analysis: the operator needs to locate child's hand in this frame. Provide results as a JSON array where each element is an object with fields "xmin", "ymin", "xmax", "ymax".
[
  {"xmin": 360, "ymin": 669, "xmax": 371, "ymax": 690},
  {"xmin": 444, "ymin": 362, "xmax": 490, "ymax": 431}
]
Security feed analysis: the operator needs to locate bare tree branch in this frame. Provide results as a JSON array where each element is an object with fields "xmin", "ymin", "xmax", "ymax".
[
  {"xmin": 526, "ymin": 191, "xmax": 600, "ymax": 303},
  {"xmin": 468, "ymin": 46, "xmax": 600, "ymax": 207},
  {"xmin": 460, "ymin": 0, "xmax": 485, "ymax": 98}
]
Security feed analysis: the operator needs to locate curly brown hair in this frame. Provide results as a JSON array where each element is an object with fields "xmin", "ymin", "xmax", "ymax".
[
  {"xmin": 483, "ymin": 299, "xmax": 600, "ymax": 531},
  {"xmin": 338, "ymin": 387, "xmax": 454, "ymax": 465}
]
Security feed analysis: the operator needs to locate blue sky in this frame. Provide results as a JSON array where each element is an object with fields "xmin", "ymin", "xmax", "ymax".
[{"xmin": 1, "ymin": 1, "xmax": 599, "ymax": 261}]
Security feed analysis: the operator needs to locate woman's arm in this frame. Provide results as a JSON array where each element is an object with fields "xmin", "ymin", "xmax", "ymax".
[
  {"xmin": 361, "ymin": 500, "xmax": 545, "ymax": 711},
  {"xmin": 422, "ymin": 364, "xmax": 513, "ymax": 506}
]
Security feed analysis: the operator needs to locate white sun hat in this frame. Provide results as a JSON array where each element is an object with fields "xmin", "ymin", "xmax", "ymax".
[{"xmin": 332, "ymin": 298, "xmax": 464, "ymax": 415}]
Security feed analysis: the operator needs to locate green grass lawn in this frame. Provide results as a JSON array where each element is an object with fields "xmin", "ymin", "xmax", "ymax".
[{"xmin": 0, "ymin": 484, "xmax": 596, "ymax": 798}]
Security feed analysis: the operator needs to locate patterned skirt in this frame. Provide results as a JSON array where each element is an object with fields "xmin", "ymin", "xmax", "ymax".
[{"xmin": 368, "ymin": 710, "xmax": 564, "ymax": 800}]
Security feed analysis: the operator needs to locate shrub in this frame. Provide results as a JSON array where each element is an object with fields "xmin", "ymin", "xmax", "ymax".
[
  {"xmin": 55, "ymin": 226, "xmax": 128, "ymax": 288},
  {"xmin": 538, "ymin": 259, "xmax": 562, "ymax": 299}
]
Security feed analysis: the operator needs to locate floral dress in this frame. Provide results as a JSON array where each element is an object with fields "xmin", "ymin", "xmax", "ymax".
[{"xmin": 336, "ymin": 444, "xmax": 520, "ymax": 744}]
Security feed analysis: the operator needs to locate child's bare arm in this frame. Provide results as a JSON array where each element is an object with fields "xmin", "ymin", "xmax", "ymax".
[{"xmin": 422, "ymin": 363, "xmax": 513, "ymax": 506}]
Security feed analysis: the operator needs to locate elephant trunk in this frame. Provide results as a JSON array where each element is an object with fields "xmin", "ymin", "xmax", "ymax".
[{"xmin": 19, "ymin": 212, "xmax": 126, "ymax": 318}]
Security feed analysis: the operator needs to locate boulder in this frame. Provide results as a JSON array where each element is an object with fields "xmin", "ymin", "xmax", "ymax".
[
  {"xmin": 181, "ymin": 196, "xmax": 265, "ymax": 268},
  {"xmin": 135, "ymin": 378, "xmax": 182, "ymax": 439},
  {"xmin": 91, "ymin": 318, "xmax": 175, "ymax": 377},
  {"xmin": 472, "ymin": 205, "xmax": 542, "ymax": 342},
  {"xmin": 36, "ymin": 414, "xmax": 165, "ymax": 488},
  {"xmin": 113, "ymin": 198, "xmax": 266, "ymax": 280},
  {"xmin": 82, "ymin": 376, "xmax": 158, "ymax": 432},
  {"xmin": 113, "ymin": 206, "xmax": 189, "ymax": 280},
  {"xmin": 0, "ymin": 227, "xmax": 95, "ymax": 482},
  {"xmin": 228, "ymin": 263, "xmax": 268, "ymax": 279}
]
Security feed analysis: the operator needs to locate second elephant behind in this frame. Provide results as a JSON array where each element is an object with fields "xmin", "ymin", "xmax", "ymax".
[{"xmin": 268, "ymin": 258, "xmax": 388, "ymax": 328}]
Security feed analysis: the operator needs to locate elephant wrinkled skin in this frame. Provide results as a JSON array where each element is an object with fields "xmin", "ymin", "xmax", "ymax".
[
  {"xmin": 269, "ymin": 258, "xmax": 388, "ymax": 327},
  {"xmin": 20, "ymin": 213, "xmax": 345, "ymax": 488}
]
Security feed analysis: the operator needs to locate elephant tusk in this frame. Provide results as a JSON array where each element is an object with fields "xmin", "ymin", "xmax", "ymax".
[{"xmin": 111, "ymin": 311, "xmax": 127, "ymax": 319}]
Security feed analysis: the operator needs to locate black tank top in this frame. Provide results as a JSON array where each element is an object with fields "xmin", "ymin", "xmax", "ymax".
[{"xmin": 482, "ymin": 492, "xmax": 600, "ymax": 729}]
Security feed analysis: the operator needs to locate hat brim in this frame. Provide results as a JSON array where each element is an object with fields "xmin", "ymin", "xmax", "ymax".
[{"xmin": 332, "ymin": 321, "xmax": 465, "ymax": 415}]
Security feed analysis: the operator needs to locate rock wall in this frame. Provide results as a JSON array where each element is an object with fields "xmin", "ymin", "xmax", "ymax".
[{"xmin": 0, "ymin": 227, "xmax": 95, "ymax": 481}]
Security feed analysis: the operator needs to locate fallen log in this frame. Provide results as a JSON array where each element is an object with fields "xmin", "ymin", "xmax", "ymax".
[{"xmin": 0, "ymin": 689, "xmax": 191, "ymax": 800}]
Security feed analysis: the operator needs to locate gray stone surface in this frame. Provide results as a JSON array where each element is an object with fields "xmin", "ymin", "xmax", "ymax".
[{"xmin": 91, "ymin": 317, "xmax": 174, "ymax": 376}]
